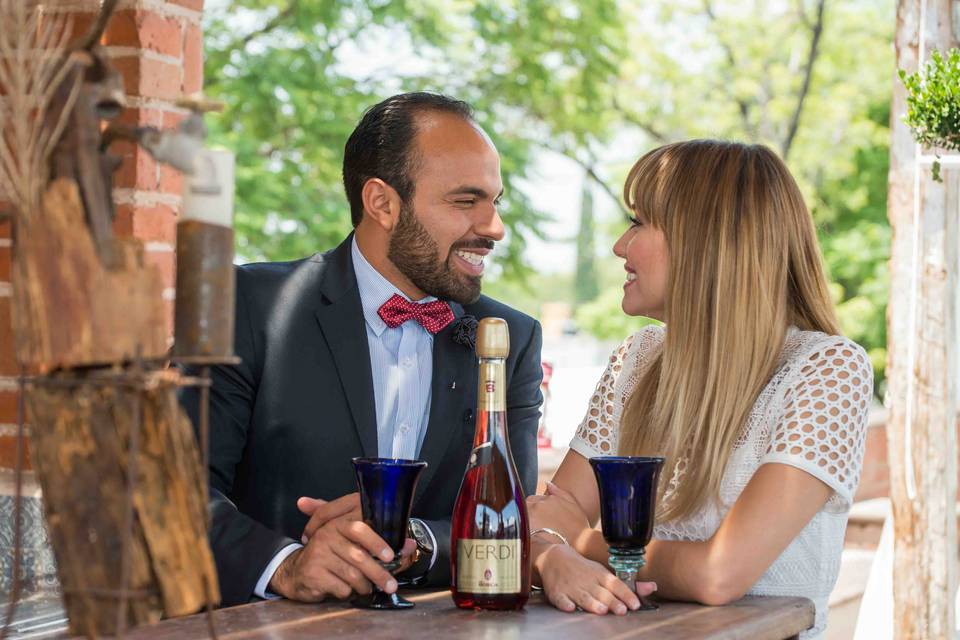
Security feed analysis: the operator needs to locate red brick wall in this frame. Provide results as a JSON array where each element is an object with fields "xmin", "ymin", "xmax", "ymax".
[
  {"xmin": 0, "ymin": 216, "xmax": 18, "ymax": 466},
  {"xmin": 854, "ymin": 418, "xmax": 890, "ymax": 501},
  {"xmin": 0, "ymin": 0, "xmax": 204, "ymax": 472},
  {"xmin": 853, "ymin": 415, "xmax": 960, "ymax": 502}
]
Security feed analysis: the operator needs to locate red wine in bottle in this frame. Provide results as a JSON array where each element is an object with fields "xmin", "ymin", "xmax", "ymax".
[{"xmin": 451, "ymin": 318, "xmax": 531, "ymax": 610}]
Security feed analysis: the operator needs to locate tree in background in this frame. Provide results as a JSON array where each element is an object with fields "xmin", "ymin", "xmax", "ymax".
[
  {"xmin": 204, "ymin": 0, "xmax": 893, "ymax": 393},
  {"xmin": 575, "ymin": 0, "xmax": 893, "ymax": 394},
  {"xmin": 202, "ymin": 0, "xmax": 626, "ymax": 277},
  {"xmin": 573, "ymin": 179, "xmax": 598, "ymax": 304}
]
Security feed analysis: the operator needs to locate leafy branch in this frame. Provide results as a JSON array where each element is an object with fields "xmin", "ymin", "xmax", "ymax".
[
  {"xmin": 900, "ymin": 48, "xmax": 960, "ymax": 180},
  {"xmin": 782, "ymin": 0, "xmax": 825, "ymax": 160},
  {"xmin": 534, "ymin": 141, "xmax": 631, "ymax": 218},
  {"xmin": 703, "ymin": 0, "xmax": 755, "ymax": 137},
  {"xmin": 238, "ymin": 0, "xmax": 299, "ymax": 49},
  {"xmin": 611, "ymin": 96, "xmax": 670, "ymax": 143}
]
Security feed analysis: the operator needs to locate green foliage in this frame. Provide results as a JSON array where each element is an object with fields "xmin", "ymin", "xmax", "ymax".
[
  {"xmin": 568, "ymin": 0, "xmax": 894, "ymax": 395},
  {"xmin": 574, "ymin": 182, "xmax": 598, "ymax": 303},
  {"xmin": 481, "ymin": 270, "xmax": 575, "ymax": 318},
  {"xmin": 815, "ymin": 100, "xmax": 890, "ymax": 391},
  {"xmin": 203, "ymin": 0, "xmax": 626, "ymax": 272},
  {"xmin": 899, "ymin": 48, "xmax": 960, "ymax": 180},
  {"xmin": 205, "ymin": 0, "xmax": 894, "ymax": 396},
  {"xmin": 574, "ymin": 287, "xmax": 660, "ymax": 341}
]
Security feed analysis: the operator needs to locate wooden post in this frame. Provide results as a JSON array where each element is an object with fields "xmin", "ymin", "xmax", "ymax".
[
  {"xmin": 887, "ymin": 1, "xmax": 959, "ymax": 638},
  {"xmin": 0, "ymin": 1, "xmax": 221, "ymax": 633}
]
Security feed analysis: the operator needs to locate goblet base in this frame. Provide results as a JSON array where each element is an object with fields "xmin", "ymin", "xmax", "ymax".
[
  {"xmin": 349, "ymin": 558, "xmax": 412, "ymax": 609},
  {"xmin": 608, "ymin": 547, "xmax": 658, "ymax": 611},
  {"xmin": 351, "ymin": 590, "xmax": 415, "ymax": 610}
]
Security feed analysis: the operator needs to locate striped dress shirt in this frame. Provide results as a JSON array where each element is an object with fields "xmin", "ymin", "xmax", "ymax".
[
  {"xmin": 253, "ymin": 238, "xmax": 440, "ymax": 598},
  {"xmin": 350, "ymin": 236, "xmax": 434, "ymax": 460}
]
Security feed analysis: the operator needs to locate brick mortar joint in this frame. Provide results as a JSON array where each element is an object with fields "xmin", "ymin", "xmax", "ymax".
[
  {"xmin": 0, "ymin": 424, "xmax": 31, "ymax": 437},
  {"xmin": 0, "ymin": 469, "xmax": 41, "ymax": 497},
  {"xmin": 124, "ymin": 96, "xmax": 191, "ymax": 113},
  {"xmin": 113, "ymin": 188, "xmax": 182, "ymax": 207},
  {"xmin": 105, "ymin": 47, "xmax": 183, "ymax": 66},
  {"xmin": 41, "ymin": 0, "xmax": 202, "ymax": 24}
]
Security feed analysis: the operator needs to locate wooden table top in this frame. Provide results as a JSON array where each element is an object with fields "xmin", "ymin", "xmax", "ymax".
[{"xmin": 129, "ymin": 589, "xmax": 815, "ymax": 640}]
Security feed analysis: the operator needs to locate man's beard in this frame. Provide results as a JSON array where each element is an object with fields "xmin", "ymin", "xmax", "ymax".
[{"xmin": 387, "ymin": 203, "xmax": 489, "ymax": 305}]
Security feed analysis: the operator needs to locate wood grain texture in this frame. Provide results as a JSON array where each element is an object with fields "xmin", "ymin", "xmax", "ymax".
[
  {"xmin": 128, "ymin": 591, "xmax": 814, "ymax": 640},
  {"xmin": 10, "ymin": 178, "xmax": 167, "ymax": 372},
  {"xmin": 25, "ymin": 369, "xmax": 218, "ymax": 636},
  {"xmin": 887, "ymin": 2, "xmax": 959, "ymax": 638}
]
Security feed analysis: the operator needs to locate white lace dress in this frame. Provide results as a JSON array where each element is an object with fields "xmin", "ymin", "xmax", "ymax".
[{"xmin": 570, "ymin": 325, "xmax": 873, "ymax": 639}]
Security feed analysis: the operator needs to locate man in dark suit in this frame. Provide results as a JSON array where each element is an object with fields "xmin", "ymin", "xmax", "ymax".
[{"xmin": 182, "ymin": 92, "xmax": 543, "ymax": 606}]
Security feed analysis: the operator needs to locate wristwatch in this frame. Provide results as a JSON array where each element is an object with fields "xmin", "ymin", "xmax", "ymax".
[{"xmin": 406, "ymin": 518, "xmax": 435, "ymax": 583}]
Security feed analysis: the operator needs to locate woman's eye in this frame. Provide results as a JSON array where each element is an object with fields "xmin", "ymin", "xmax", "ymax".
[
  {"xmin": 629, "ymin": 216, "xmax": 644, "ymax": 227},
  {"xmin": 455, "ymin": 200, "xmax": 476, "ymax": 207}
]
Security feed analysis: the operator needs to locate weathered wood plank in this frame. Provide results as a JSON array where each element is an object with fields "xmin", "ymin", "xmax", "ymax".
[
  {"xmin": 10, "ymin": 178, "xmax": 167, "ymax": 373},
  {"xmin": 125, "ymin": 592, "xmax": 814, "ymax": 640},
  {"xmin": 887, "ymin": 2, "xmax": 959, "ymax": 639},
  {"xmin": 26, "ymin": 369, "xmax": 218, "ymax": 637}
]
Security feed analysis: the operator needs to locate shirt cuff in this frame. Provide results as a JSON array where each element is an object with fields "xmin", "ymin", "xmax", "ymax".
[{"xmin": 254, "ymin": 543, "xmax": 303, "ymax": 599}]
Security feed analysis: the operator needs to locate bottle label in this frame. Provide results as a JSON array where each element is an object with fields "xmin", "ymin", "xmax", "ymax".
[
  {"xmin": 456, "ymin": 539, "xmax": 521, "ymax": 594},
  {"xmin": 478, "ymin": 360, "xmax": 506, "ymax": 412}
]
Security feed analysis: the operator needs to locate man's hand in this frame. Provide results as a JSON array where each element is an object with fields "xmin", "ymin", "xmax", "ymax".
[
  {"xmin": 299, "ymin": 494, "xmax": 418, "ymax": 572},
  {"xmin": 268, "ymin": 501, "xmax": 396, "ymax": 601},
  {"xmin": 298, "ymin": 494, "xmax": 361, "ymax": 542},
  {"xmin": 268, "ymin": 494, "xmax": 416, "ymax": 602}
]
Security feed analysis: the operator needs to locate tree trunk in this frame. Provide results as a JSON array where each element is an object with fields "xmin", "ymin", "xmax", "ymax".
[
  {"xmin": 574, "ymin": 178, "xmax": 598, "ymax": 304},
  {"xmin": 887, "ymin": 2, "xmax": 959, "ymax": 638}
]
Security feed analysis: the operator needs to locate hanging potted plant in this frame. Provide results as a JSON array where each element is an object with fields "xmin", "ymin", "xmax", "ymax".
[{"xmin": 899, "ymin": 48, "xmax": 960, "ymax": 181}]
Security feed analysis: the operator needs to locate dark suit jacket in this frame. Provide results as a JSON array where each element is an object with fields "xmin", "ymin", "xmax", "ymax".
[{"xmin": 181, "ymin": 235, "xmax": 543, "ymax": 606}]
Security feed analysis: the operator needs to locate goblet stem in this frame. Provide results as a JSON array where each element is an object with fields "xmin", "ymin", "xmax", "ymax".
[
  {"xmin": 608, "ymin": 547, "xmax": 658, "ymax": 611},
  {"xmin": 381, "ymin": 558, "xmax": 401, "ymax": 574},
  {"xmin": 351, "ymin": 557, "xmax": 413, "ymax": 609}
]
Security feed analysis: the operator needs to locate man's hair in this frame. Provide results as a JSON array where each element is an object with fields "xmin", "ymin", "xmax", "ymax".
[{"xmin": 342, "ymin": 92, "xmax": 474, "ymax": 227}]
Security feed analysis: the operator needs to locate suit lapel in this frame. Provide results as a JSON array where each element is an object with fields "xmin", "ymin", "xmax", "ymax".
[
  {"xmin": 415, "ymin": 302, "xmax": 475, "ymax": 504},
  {"xmin": 313, "ymin": 236, "xmax": 378, "ymax": 458}
]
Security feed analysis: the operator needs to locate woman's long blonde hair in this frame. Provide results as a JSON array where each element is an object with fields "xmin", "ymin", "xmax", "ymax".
[{"xmin": 618, "ymin": 140, "xmax": 840, "ymax": 522}]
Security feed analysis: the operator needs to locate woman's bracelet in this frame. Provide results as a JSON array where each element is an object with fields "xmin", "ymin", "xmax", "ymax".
[
  {"xmin": 530, "ymin": 528, "xmax": 569, "ymax": 592},
  {"xmin": 530, "ymin": 527, "xmax": 569, "ymax": 546}
]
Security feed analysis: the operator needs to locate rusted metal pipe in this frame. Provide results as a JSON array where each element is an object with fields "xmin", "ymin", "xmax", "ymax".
[{"xmin": 172, "ymin": 148, "xmax": 236, "ymax": 358}]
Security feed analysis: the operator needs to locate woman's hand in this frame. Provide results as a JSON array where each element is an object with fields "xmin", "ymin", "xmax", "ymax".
[
  {"xmin": 536, "ymin": 542, "xmax": 657, "ymax": 615},
  {"xmin": 527, "ymin": 481, "xmax": 591, "ymax": 545}
]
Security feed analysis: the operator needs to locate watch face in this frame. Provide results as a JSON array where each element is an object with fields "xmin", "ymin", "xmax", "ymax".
[{"xmin": 409, "ymin": 520, "xmax": 433, "ymax": 552}]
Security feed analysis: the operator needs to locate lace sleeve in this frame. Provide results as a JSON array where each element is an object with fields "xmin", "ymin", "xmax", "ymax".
[
  {"xmin": 761, "ymin": 335, "xmax": 873, "ymax": 512},
  {"xmin": 570, "ymin": 326, "xmax": 663, "ymax": 458}
]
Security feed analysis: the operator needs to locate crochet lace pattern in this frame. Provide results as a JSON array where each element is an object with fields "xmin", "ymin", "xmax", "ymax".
[{"xmin": 571, "ymin": 325, "xmax": 873, "ymax": 639}]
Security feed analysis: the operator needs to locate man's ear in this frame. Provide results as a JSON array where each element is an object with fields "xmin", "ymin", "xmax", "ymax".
[{"xmin": 360, "ymin": 178, "xmax": 402, "ymax": 232}]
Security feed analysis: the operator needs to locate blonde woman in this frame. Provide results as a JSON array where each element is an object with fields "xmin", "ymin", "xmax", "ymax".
[{"xmin": 529, "ymin": 140, "xmax": 872, "ymax": 640}]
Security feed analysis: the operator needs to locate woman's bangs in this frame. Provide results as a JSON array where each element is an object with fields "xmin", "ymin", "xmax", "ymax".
[{"xmin": 624, "ymin": 151, "xmax": 669, "ymax": 228}]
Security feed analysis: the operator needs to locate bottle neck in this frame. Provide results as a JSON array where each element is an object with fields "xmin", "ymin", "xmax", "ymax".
[
  {"xmin": 474, "ymin": 356, "xmax": 507, "ymax": 446},
  {"xmin": 477, "ymin": 357, "xmax": 506, "ymax": 411}
]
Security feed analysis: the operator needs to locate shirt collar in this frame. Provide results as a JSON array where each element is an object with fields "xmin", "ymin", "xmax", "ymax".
[{"xmin": 351, "ymin": 236, "xmax": 437, "ymax": 337}]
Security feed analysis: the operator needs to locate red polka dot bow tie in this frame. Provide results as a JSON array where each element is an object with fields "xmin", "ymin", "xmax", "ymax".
[{"xmin": 377, "ymin": 293, "xmax": 455, "ymax": 334}]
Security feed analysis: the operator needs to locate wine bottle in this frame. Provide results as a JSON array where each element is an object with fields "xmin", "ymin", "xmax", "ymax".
[{"xmin": 451, "ymin": 318, "xmax": 530, "ymax": 610}]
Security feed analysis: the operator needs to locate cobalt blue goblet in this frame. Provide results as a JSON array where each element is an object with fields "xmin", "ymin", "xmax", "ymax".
[
  {"xmin": 351, "ymin": 457, "xmax": 427, "ymax": 610},
  {"xmin": 589, "ymin": 456, "xmax": 665, "ymax": 611}
]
